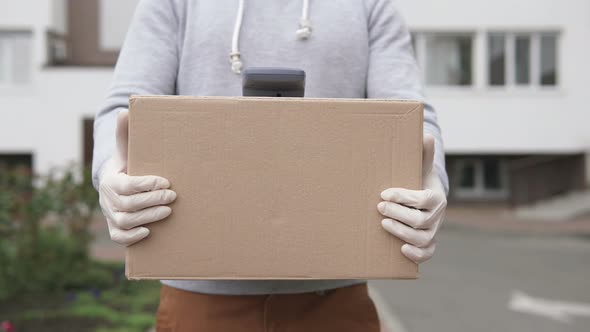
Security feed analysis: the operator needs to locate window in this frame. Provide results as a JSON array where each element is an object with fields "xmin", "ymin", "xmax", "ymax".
[
  {"xmin": 458, "ymin": 162, "xmax": 476, "ymax": 189},
  {"xmin": 47, "ymin": 31, "xmax": 68, "ymax": 66},
  {"xmin": 540, "ymin": 34, "xmax": 557, "ymax": 85},
  {"xmin": 515, "ymin": 36, "xmax": 531, "ymax": 85},
  {"xmin": 414, "ymin": 33, "xmax": 474, "ymax": 86},
  {"xmin": 453, "ymin": 158, "xmax": 508, "ymax": 199},
  {"xmin": 0, "ymin": 31, "xmax": 33, "ymax": 85},
  {"xmin": 482, "ymin": 159, "xmax": 502, "ymax": 190},
  {"xmin": 487, "ymin": 32, "xmax": 558, "ymax": 87},
  {"xmin": 0, "ymin": 154, "xmax": 33, "ymax": 190},
  {"xmin": 488, "ymin": 34, "xmax": 505, "ymax": 85}
]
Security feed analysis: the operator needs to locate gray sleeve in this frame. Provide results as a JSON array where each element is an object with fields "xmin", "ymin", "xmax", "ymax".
[
  {"xmin": 92, "ymin": 0, "xmax": 180, "ymax": 190},
  {"xmin": 365, "ymin": 0, "xmax": 449, "ymax": 194}
]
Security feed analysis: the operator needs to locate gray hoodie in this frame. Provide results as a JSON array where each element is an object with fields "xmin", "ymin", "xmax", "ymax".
[{"xmin": 93, "ymin": 0, "xmax": 448, "ymax": 295}]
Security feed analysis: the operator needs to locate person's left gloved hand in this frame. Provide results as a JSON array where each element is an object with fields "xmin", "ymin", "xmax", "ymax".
[{"xmin": 377, "ymin": 134, "xmax": 447, "ymax": 264}]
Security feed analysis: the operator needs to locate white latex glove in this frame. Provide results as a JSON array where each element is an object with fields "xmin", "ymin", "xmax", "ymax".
[
  {"xmin": 98, "ymin": 110, "xmax": 177, "ymax": 246},
  {"xmin": 377, "ymin": 134, "xmax": 447, "ymax": 264}
]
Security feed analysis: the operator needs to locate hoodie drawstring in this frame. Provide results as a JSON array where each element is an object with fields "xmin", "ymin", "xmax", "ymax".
[
  {"xmin": 296, "ymin": 0, "xmax": 312, "ymax": 40},
  {"xmin": 230, "ymin": 0, "xmax": 312, "ymax": 74},
  {"xmin": 230, "ymin": 0, "xmax": 245, "ymax": 74}
]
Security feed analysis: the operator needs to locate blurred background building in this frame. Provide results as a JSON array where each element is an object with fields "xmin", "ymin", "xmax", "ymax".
[{"xmin": 1, "ymin": 0, "xmax": 588, "ymax": 209}]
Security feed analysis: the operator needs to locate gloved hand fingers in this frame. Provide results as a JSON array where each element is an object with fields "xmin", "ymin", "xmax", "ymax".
[
  {"xmin": 380, "ymin": 187, "xmax": 440, "ymax": 210},
  {"xmin": 108, "ymin": 224, "xmax": 150, "ymax": 246},
  {"xmin": 111, "ymin": 206, "xmax": 172, "ymax": 230},
  {"xmin": 423, "ymin": 134, "xmax": 435, "ymax": 177},
  {"xmin": 377, "ymin": 201, "xmax": 435, "ymax": 229},
  {"xmin": 113, "ymin": 110, "xmax": 129, "ymax": 172},
  {"xmin": 381, "ymin": 218, "xmax": 436, "ymax": 248},
  {"xmin": 108, "ymin": 172, "xmax": 171, "ymax": 195},
  {"xmin": 112, "ymin": 189, "xmax": 177, "ymax": 212},
  {"xmin": 401, "ymin": 242, "xmax": 436, "ymax": 264}
]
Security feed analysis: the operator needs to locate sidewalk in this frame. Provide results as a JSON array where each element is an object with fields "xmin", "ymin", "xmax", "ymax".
[
  {"xmin": 445, "ymin": 204, "xmax": 590, "ymax": 235},
  {"xmin": 89, "ymin": 207, "xmax": 590, "ymax": 332},
  {"xmin": 90, "ymin": 216, "xmax": 125, "ymax": 262}
]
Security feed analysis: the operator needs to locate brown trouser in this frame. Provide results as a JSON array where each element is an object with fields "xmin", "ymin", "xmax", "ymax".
[{"xmin": 156, "ymin": 283, "xmax": 380, "ymax": 332}]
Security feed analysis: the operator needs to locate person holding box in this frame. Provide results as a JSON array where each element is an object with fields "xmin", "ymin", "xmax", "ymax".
[{"xmin": 93, "ymin": 0, "xmax": 448, "ymax": 330}]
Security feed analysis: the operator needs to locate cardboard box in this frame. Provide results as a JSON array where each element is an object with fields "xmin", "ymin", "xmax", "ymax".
[{"xmin": 126, "ymin": 96, "xmax": 423, "ymax": 280}]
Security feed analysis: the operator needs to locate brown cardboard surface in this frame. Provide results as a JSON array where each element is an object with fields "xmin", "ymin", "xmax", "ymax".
[{"xmin": 126, "ymin": 96, "xmax": 423, "ymax": 280}]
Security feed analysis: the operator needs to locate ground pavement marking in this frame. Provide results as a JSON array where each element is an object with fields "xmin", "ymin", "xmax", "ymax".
[
  {"xmin": 509, "ymin": 290, "xmax": 590, "ymax": 323},
  {"xmin": 368, "ymin": 285, "xmax": 409, "ymax": 332}
]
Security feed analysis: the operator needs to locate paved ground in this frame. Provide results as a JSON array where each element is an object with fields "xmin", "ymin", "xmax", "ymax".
[
  {"xmin": 91, "ymin": 207, "xmax": 590, "ymax": 331},
  {"xmin": 443, "ymin": 205, "xmax": 590, "ymax": 234},
  {"xmin": 90, "ymin": 216, "xmax": 125, "ymax": 261},
  {"xmin": 370, "ymin": 224, "xmax": 590, "ymax": 332}
]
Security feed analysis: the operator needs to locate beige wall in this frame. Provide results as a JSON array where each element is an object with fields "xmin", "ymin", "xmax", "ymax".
[{"xmin": 67, "ymin": 0, "xmax": 118, "ymax": 65}]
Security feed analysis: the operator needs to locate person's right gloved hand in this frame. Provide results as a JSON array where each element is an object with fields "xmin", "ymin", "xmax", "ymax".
[{"xmin": 98, "ymin": 110, "xmax": 177, "ymax": 246}]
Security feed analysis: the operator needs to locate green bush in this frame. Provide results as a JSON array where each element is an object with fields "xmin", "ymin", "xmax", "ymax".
[
  {"xmin": 0, "ymin": 166, "xmax": 163, "ymax": 331},
  {"xmin": 0, "ymin": 165, "xmax": 100, "ymax": 300}
]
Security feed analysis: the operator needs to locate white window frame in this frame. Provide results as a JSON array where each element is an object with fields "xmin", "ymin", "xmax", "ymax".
[
  {"xmin": 486, "ymin": 31, "xmax": 559, "ymax": 90},
  {"xmin": 453, "ymin": 158, "xmax": 509, "ymax": 200},
  {"xmin": 413, "ymin": 31, "xmax": 476, "ymax": 88},
  {"xmin": 0, "ymin": 30, "xmax": 33, "ymax": 87}
]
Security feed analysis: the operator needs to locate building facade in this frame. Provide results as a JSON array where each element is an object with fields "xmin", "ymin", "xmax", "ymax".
[
  {"xmin": 399, "ymin": 0, "xmax": 590, "ymax": 205},
  {"xmin": 1, "ymin": 0, "xmax": 588, "ymax": 206}
]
